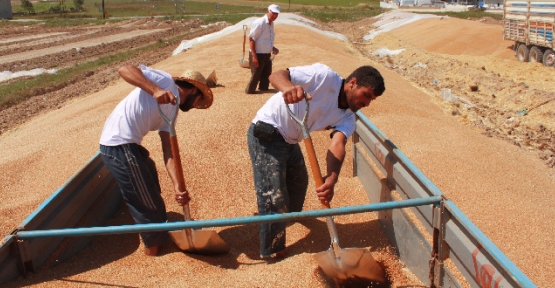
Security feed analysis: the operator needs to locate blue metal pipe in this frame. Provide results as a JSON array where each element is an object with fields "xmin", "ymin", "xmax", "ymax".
[{"xmin": 16, "ymin": 196, "xmax": 441, "ymax": 239}]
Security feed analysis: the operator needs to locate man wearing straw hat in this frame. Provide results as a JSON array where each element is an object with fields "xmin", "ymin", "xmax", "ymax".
[
  {"xmin": 99, "ymin": 64, "xmax": 213, "ymax": 256},
  {"xmin": 245, "ymin": 4, "xmax": 281, "ymax": 94}
]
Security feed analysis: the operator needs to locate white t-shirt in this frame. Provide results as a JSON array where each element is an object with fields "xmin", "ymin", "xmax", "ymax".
[
  {"xmin": 100, "ymin": 65, "xmax": 180, "ymax": 146},
  {"xmin": 252, "ymin": 63, "xmax": 355, "ymax": 144},
  {"xmin": 248, "ymin": 14, "xmax": 274, "ymax": 54}
]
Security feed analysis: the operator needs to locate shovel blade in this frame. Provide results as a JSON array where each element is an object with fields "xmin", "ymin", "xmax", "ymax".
[
  {"xmin": 238, "ymin": 58, "xmax": 249, "ymax": 68},
  {"xmin": 314, "ymin": 247, "xmax": 388, "ymax": 287},
  {"xmin": 169, "ymin": 229, "xmax": 229, "ymax": 255}
]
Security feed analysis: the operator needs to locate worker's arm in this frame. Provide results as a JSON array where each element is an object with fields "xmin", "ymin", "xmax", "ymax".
[
  {"xmin": 159, "ymin": 131, "xmax": 190, "ymax": 206},
  {"xmin": 248, "ymin": 38, "xmax": 259, "ymax": 68},
  {"xmin": 315, "ymin": 131, "xmax": 347, "ymax": 204},
  {"xmin": 118, "ymin": 65, "xmax": 177, "ymax": 105},
  {"xmin": 269, "ymin": 69, "xmax": 313, "ymax": 104}
]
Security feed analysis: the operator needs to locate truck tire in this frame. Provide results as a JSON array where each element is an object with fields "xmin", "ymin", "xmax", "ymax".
[
  {"xmin": 530, "ymin": 46, "xmax": 543, "ymax": 63},
  {"xmin": 543, "ymin": 49, "xmax": 555, "ymax": 67},
  {"xmin": 517, "ymin": 44, "xmax": 530, "ymax": 62}
]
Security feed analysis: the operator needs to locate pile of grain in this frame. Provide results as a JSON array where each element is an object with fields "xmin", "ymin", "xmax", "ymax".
[{"xmin": 2, "ymin": 16, "xmax": 554, "ymax": 287}]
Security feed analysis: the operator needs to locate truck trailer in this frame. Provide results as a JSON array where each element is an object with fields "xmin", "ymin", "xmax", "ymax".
[
  {"xmin": 0, "ymin": 112, "xmax": 537, "ymax": 287},
  {"xmin": 503, "ymin": 0, "xmax": 555, "ymax": 66}
]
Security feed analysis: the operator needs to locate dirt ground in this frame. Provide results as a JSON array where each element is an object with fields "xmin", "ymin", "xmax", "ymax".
[
  {"xmin": 0, "ymin": 17, "xmax": 227, "ymax": 133},
  {"xmin": 328, "ymin": 14, "xmax": 555, "ymax": 168},
  {"xmin": 1, "ymin": 11, "xmax": 554, "ymax": 287},
  {"xmin": 2, "ymin": 15, "xmax": 554, "ymax": 167}
]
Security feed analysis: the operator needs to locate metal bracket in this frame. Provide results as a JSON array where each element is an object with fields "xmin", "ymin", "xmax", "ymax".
[
  {"xmin": 15, "ymin": 235, "xmax": 33, "ymax": 275},
  {"xmin": 429, "ymin": 201, "xmax": 447, "ymax": 288},
  {"xmin": 432, "ymin": 206, "xmax": 442, "ymax": 229}
]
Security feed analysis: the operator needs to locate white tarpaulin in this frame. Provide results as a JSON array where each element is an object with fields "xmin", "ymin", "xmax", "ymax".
[{"xmin": 0, "ymin": 68, "xmax": 58, "ymax": 83}]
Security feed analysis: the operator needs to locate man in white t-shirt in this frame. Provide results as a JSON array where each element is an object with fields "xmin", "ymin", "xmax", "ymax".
[
  {"xmin": 99, "ymin": 65, "xmax": 213, "ymax": 256},
  {"xmin": 245, "ymin": 4, "xmax": 280, "ymax": 94},
  {"xmin": 247, "ymin": 63, "xmax": 385, "ymax": 259}
]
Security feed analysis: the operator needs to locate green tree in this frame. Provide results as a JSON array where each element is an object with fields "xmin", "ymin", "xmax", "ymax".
[
  {"xmin": 73, "ymin": 0, "xmax": 84, "ymax": 10},
  {"xmin": 21, "ymin": 0, "xmax": 35, "ymax": 14}
]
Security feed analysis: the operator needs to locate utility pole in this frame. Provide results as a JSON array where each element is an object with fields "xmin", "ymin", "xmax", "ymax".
[{"xmin": 102, "ymin": 0, "xmax": 105, "ymax": 19}]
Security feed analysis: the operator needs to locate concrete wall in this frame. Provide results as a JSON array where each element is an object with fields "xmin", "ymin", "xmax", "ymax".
[{"xmin": 0, "ymin": 0, "xmax": 13, "ymax": 19}]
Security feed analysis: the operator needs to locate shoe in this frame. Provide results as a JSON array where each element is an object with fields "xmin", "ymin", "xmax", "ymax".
[
  {"xmin": 260, "ymin": 249, "xmax": 287, "ymax": 260},
  {"xmin": 144, "ymin": 245, "xmax": 159, "ymax": 256}
]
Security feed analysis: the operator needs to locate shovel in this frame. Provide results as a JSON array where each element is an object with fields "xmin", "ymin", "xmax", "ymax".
[
  {"xmin": 285, "ymin": 96, "xmax": 388, "ymax": 287},
  {"xmin": 158, "ymin": 97, "xmax": 229, "ymax": 255},
  {"xmin": 239, "ymin": 24, "xmax": 250, "ymax": 68}
]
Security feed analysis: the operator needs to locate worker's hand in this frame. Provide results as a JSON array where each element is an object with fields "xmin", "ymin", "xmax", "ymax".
[
  {"xmin": 153, "ymin": 89, "xmax": 177, "ymax": 105},
  {"xmin": 315, "ymin": 176, "xmax": 337, "ymax": 204},
  {"xmin": 252, "ymin": 55, "xmax": 259, "ymax": 68},
  {"xmin": 282, "ymin": 86, "xmax": 312, "ymax": 104},
  {"xmin": 175, "ymin": 190, "xmax": 190, "ymax": 206},
  {"xmin": 272, "ymin": 47, "xmax": 279, "ymax": 55}
]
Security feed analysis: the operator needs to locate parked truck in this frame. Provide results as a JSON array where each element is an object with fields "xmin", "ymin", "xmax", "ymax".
[{"xmin": 503, "ymin": 0, "xmax": 555, "ymax": 67}]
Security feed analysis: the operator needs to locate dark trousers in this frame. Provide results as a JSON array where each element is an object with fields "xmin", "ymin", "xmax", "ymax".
[
  {"xmin": 100, "ymin": 144, "xmax": 169, "ymax": 248},
  {"xmin": 245, "ymin": 52, "xmax": 272, "ymax": 94},
  {"xmin": 246, "ymin": 124, "xmax": 309, "ymax": 257}
]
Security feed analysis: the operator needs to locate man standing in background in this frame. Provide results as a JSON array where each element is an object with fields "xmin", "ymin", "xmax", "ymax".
[{"xmin": 245, "ymin": 4, "xmax": 280, "ymax": 94}]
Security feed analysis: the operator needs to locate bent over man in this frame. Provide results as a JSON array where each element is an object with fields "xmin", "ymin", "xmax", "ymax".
[
  {"xmin": 99, "ymin": 65, "xmax": 213, "ymax": 256},
  {"xmin": 247, "ymin": 63, "xmax": 385, "ymax": 259}
]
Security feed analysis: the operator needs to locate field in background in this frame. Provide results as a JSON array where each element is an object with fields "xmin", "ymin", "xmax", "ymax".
[
  {"xmin": 0, "ymin": 1, "xmax": 500, "ymax": 113},
  {"xmin": 5, "ymin": 0, "xmax": 501, "ymax": 27},
  {"xmin": 8, "ymin": 0, "xmax": 381, "ymax": 23}
]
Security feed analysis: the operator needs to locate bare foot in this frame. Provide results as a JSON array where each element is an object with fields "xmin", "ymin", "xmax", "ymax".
[{"xmin": 144, "ymin": 245, "xmax": 159, "ymax": 256}]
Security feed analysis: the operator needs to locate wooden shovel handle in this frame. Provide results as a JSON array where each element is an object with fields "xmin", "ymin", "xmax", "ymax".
[
  {"xmin": 303, "ymin": 137, "xmax": 331, "ymax": 209},
  {"xmin": 170, "ymin": 135, "xmax": 187, "ymax": 192},
  {"xmin": 170, "ymin": 135, "xmax": 194, "ymax": 222},
  {"xmin": 242, "ymin": 25, "xmax": 247, "ymax": 53}
]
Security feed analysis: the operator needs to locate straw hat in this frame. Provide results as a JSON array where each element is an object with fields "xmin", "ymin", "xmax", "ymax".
[{"xmin": 173, "ymin": 70, "xmax": 213, "ymax": 109}]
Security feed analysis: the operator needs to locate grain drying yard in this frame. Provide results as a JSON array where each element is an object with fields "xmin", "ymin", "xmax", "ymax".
[{"xmin": 1, "ymin": 9, "xmax": 554, "ymax": 287}]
